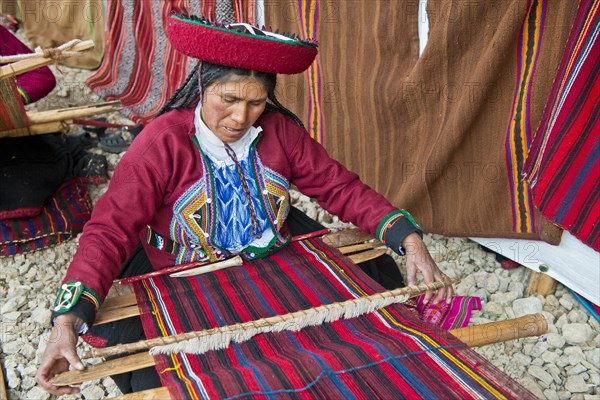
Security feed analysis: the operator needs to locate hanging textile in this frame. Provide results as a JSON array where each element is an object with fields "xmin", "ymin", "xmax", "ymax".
[
  {"xmin": 85, "ymin": 0, "xmax": 255, "ymax": 124},
  {"xmin": 15, "ymin": 0, "xmax": 105, "ymax": 69},
  {"xmin": 133, "ymin": 238, "xmax": 535, "ymax": 399},
  {"xmin": 524, "ymin": 0, "xmax": 600, "ymax": 251},
  {"xmin": 267, "ymin": 1, "xmax": 577, "ymax": 243}
]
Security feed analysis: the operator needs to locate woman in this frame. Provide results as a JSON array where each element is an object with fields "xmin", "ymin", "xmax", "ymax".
[{"xmin": 37, "ymin": 16, "xmax": 453, "ymax": 395}]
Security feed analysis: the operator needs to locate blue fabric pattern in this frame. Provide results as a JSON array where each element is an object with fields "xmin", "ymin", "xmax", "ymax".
[{"xmin": 211, "ymin": 155, "xmax": 269, "ymax": 253}]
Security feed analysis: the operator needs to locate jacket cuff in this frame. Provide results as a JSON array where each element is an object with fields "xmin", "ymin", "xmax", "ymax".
[
  {"xmin": 376, "ymin": 210, "xmax": 423, "ymax": 256},
  {"xmin": 51, "ymin": 281, "xmax": 100, "ymax": 329}
]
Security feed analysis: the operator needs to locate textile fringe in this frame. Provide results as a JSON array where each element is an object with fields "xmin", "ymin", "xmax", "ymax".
[
  {"xmin": 85, "ymin": 279, "xmax": 457, "ymax": 359},
  {"xmin": 149, "ymin": 280, "xmax": 457, "ymax": 356}
]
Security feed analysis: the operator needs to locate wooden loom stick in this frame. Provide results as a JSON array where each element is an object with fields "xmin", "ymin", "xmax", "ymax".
[
  {"xmin": 84, "ymin": 280, "xmax": 457, "ymax": 359},
  {"xmin": 0, "ymin": 40, "xmax": 94, "ymax": 79},
  {"xmin": 116, "ymin": 229, "xmax": 331, "ymax": 285},
  {"xmin": 169, "ymin": 256, "xmax": 243, "ymax": 278},
  {"xmin": 113, "ymin": 387, "xmax": 171, "ymax": 399},
  {"xmin": 54, "ymin": 311, "xmax": 548, "ymax": 388},
  {"xmin": 450, "ymin": 313, "xmax": 547, "ymax": 347},
  {"xmin": 26, "ymin": 102, "xmax": 122, "ymax": 124}
]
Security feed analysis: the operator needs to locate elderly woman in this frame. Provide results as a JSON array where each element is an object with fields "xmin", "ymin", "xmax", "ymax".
[{"xmin": 37, "ymin": 15, "xmax": 453, "ymax": 395}]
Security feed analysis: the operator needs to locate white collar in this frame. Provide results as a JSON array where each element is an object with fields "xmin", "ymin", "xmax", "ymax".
[{"xmin": 194, "ymin": 102, "xmax": 262, "ymax": 166}]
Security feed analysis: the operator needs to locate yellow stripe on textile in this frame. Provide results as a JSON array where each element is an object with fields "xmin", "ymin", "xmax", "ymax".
[{"xmin": 0, "ymin": 77, "xmax": 29, "ymax": 131}]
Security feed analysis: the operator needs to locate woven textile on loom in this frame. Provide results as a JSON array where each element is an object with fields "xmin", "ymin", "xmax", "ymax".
[
  {"xmin": 0, "ymin": 179, "xmax": 92, "ymax": 256},
  {"xmin": 133, "ymin": 238, "xmax": 534, "ymax": 399},
  {"xmin": 524, "ymin": 0, "xmax": 600, "ymax": 251},
  {"xmin": 0, "ymin": 77, "xmax": 28, "ymax": 131},
  {"xmin": 85, "ymin": 0, "xmax": 255, "ymax": 124}
]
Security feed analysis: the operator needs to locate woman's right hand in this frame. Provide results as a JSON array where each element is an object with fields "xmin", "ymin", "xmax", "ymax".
[{"xmin": 35, "ymin": 314, "xmax": 86, "ymax": 395}]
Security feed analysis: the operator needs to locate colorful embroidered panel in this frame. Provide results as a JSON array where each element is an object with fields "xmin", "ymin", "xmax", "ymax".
[
  {"xmin": 504, "ymin": 0, "xmax": 547, "ymax": 233},
  {"xmin": 0, "ymin": 179, "xmax": 92, "ymax": 256},
  {"xmin": 0, "ymin": 77, "xmax": 28, "ymax": 132},
  {"xmin": 524, "ymin": 0, "xmax": 600, "ymax": 250},
  {"xmin": 133, "ymin": 238, "xmax": 534, "ymax": 399}
]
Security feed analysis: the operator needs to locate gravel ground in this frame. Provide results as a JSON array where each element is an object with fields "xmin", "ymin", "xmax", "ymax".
[{"xmin": 1, "ymin": 59, "xmax": 598, "ymax": 400}]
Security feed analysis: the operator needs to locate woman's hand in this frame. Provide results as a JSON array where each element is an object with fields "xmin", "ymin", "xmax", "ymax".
[
  {"xmin": 402, "ymin": 232, "xmax": 454, "ymax": 304},
  {"xmin": 36, "ymin": 314, "xmax": 86, "ymax": 395}
]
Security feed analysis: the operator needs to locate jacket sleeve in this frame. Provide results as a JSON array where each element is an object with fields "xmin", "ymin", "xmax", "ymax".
[
  {"xmin": 51, "ymin": 120, "xmax": 173, "ymax": 327},
  {"xmin": 0, "ymin": 26, "xmax": 56, "ymax": 104},
  {"xmin": 281, "ymin": 115, "xmax": 421, "ymax": 251}
]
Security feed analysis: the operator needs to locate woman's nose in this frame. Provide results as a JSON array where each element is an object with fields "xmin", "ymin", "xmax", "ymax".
[{"xmin": 231, "ymin": 103, "xmax": 248, "ymax": 124}]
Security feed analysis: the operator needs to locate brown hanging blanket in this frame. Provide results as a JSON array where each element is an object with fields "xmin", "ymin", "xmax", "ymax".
[{"xmin": 268, "ymin": 0, "xmax": 577, "ymax": 244}]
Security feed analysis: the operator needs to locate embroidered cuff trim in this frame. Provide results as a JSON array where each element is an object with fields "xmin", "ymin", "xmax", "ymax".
[
  {"xmin": 53, "ymin": 281, "xmax": 100, "ymax": 314},
  {"xmin": 376, "ymin": 209, "xmax": 422, "ymax": 256}
]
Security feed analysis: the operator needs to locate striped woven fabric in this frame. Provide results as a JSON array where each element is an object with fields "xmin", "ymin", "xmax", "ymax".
[
  {"xmin": 133, "ymin": 238, "xmax": 534, "ymax": 399},
  {"xmin": 85, "ymin": 0, "xmax": 255, "ymax": 124},
  {"xmin": 524, "ymin": 0, "xmax": 600, "ymax": 251},
  {"xmin": 0, "ymin": 77, "xmax": 28, "ymax": 131},
  {"xmin": 0, "ymin": 178, "xmax": 92, "ymax": 256},
  {"xmin": 504, "ymin": 0, "xmax": 547, "ymax": 234}
]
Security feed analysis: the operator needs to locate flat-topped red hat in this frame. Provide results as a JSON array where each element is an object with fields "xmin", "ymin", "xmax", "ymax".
[{"xmin": 166, "ymin": 14, "xmax": 318, "ymax": 75}]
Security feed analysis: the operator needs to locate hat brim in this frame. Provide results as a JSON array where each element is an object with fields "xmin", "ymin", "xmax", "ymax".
[{"xmin": 166, "ymin": 15, "xmax": 318, "ymax": 75}]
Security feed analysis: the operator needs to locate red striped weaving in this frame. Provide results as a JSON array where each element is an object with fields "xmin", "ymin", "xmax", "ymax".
[
  {"xmin": 133, "ymin": 238, "xmax": 534, "ymax": 399},
  {"xmin": 0, "ymin": 179, "xmax": 92, "ymax": 256},
  {"xmin": 524, "ymin": 0, "xmax": 600, "ymax": 250}
]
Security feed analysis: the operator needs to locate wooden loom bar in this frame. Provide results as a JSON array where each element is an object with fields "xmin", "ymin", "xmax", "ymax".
[
  {"xmin": 114, "ymin": 387, "xmax": 171, "ymax": 399},
  {"xmin": 0, "ymin": 41, "xmax": 94, "ymax": 79},
  {"xmin": 51, "ymin": 312, "xmax": 548, "ymax": 388},
  {"xmin": 26, "ymin": 102, "xmax": 122, "ymax": 124}
]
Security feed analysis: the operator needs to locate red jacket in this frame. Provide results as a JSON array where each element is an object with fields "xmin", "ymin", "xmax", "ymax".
[{"xmin": 55, "ymin": 108, "xmax": 419, "ymax": 325}]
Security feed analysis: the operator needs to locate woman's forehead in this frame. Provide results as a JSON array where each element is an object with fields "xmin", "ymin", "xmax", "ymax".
[{"xmin": 211, "ymin": 76, "xmax": 268, "ymax": 99}]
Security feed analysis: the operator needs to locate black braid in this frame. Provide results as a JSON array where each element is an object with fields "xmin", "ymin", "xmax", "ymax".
[
  {"xmin": 267, "ymin": 93, "xmax": 306, "ymax": 130},
  {"xmin": 156, "ymin": 62, "xmax": 201, "ymax": 117}
]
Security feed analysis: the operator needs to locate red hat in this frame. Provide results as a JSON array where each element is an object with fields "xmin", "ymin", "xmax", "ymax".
[{"xmin": 166, "ymin": 14, "xmax": 318, "ymax": 75}]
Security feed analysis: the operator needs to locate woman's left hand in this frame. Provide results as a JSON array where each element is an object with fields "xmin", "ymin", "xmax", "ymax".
[{"xmin": 402, "ymin": 232, "xmax": 454, "ymax": 304}]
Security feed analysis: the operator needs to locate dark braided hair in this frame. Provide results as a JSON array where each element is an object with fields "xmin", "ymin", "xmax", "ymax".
[{"xmin": 157, "ymin": 62, "xmax": 306, "ymax": 129}]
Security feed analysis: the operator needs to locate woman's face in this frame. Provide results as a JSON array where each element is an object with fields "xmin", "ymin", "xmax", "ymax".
[{"xmin": 201, "ymin": 74, "xmax": 268, "ymax": 143}]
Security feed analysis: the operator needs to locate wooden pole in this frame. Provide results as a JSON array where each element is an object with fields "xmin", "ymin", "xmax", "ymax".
[
  {"xmin": 525, "ymin": 270, "xmax": 558, "ymax": 297},
  {"xmin": 112, "ymin": 387, "xmax": 171, "ymax": 399},
  {"xmin": 449, "ymin": 313, "xmax": 547, "ymax": 347},
  {"xmin": 0, "ymin": 41, "xmax": 94, "ymax": 79}
]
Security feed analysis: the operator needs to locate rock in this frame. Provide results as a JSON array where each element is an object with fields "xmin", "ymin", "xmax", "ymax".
[
  {"xmin": 26, "ymin": 386, "xmax": 51, "ymax": 400},
  {"xmin": 1, "ymin": 295, "xmax": 27, "ymax": 313},
  {"xmin": 559, "ymin": 298, "xmax": 574, "ymax": 311},
  {"xmin": 546, "ymin": 332, "xmax": 567, "ymax": 348},
  {"xmin": 562, "ymin": 324, "xmax": 594, "ymax": 345},
  {"xmin": 545, "ymin": 294, "xmax": 560, "ymax": 308},
  {"xmin": 512, "ymin": 352, "xmax": 532, "ymax": 367},
  {"xmin": 82, "ymin": 383, "xmax": 106, "ymax": 399},
  {"xmin": 521, "ymin": 376, "xmax": 545, "ymax": 398},
  {"xmin": 21, "ymin": 376, "xmax": 36, "ymax": 390},
  {"xmin": 565, "ymin": 375, "xmax": 589, "ymax": 393},
  {"xmin": 491, "ymin": 291, "xmax": 520, "ymax": 305},
  {"xmin": 31, "ymin": 307, "xmax": 52, "ymax": 325},
  {"xmin": 2, "ymin": 340, "xmax": 24, "ymax": 354},
  {"xmin": 528, "ymin": 365, "xmax": 554, "ymax": 386},
  {"xmin": 567, "ymin": 364, "xmax": 588, "ymax": 376},
  {"xmin": 6, "ymin": 367, "xmax": 20, "ymax": 389},
  {"xmin": 482, "ymin": 273, "xmax": 500, "ymax": 293},
  {"xmin": 531, "ymin": 341, "xmax": 550, "ymax": 358},
  {"xmin": 20, "ymin": 343, "xmax": 36, "ymax": 359},
  {"xmin": 508, "ymin": 281, "xmax": 525, "ymax": 297},
  {"xmin": 513, "ymin": 297, "xmax": 543, "ymax": 318},
  {"xmin": 544, "ymin": 389, "xmax": 560, "ymax": 400},
  {"xmin": 542, "ymin": 350, "xmax": 560, "ymax": 364},
  {"xmin": 568, "ymin": 309, "xmax": 589, "ymax": 324},
  {"xmin": 584, "ymin": 349, "xmax": 600, "ymax": 367},
  {"xmin": 556, "ymin": 314, "xmax": 569, "ymax": 329},
  {"xmin": 2, "ymin": 311, "xmax": 22, "ymax": 323},
  {"xmin": 564, "ymin": 346, "xmax": 586, "ymax": 365}
]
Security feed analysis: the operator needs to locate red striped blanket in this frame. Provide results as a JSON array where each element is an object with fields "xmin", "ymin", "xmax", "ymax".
[
  {"xmin": 524, "ymin": 0, "xmax": 600, "ymax": 250},
  {"xmin": 133, "ymin": 238, "xmax": 534, "ymax": 399}
]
